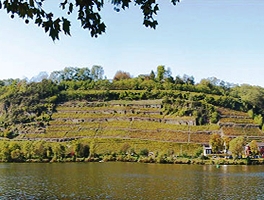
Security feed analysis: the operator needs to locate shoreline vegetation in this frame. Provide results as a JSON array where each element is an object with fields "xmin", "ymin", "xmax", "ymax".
[
  {"xmin": 0, "ymin": 139, "xmax": 263, "ymax": 165},
  {"xmin": 2, "ymin": 154, "xmax": 264, "ymax": 166}
]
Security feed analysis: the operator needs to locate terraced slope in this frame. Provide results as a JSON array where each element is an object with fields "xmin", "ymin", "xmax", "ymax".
[
  {"xmin": 13, "ymin": 101, "xmax": 264, "ymax": 145},
  {"xmin": 218, "ymin": 108, "xmax": 264, "ymax": 142},
  {"xmin": 17, "ymin": 100, "xmax": 220, "ymax": 144}
]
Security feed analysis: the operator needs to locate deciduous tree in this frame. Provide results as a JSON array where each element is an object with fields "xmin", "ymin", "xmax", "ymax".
[
  {"xmin": 156, "ymin": 65, "xmax": 165, "ymax": 82},
  {"xmin": 229, "ymin": 136, "xmax": 245, "ymax": 159},
  {"xmin": 113, "ymin": 70, "xmax": 131, "ymax": 81},
  {"xmin": 209, "ymin": 133, "xmax": 224, "ymax": 154},
  {"xmin": 91, "ymin": 65, "xmax": 104, "ymax": 81},
  {"xmin": 249, "ymin": 140, "xmax": 259, "ymax": 156}
]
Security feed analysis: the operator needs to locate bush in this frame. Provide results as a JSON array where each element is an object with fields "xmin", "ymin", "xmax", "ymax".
[{"xmin": 139, "ymin": 148, "xmax": 149, "ymax": 156}]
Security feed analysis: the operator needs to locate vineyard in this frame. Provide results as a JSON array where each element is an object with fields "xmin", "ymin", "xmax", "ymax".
[
  {"xmin": 218, "ymin": 108, "xmax": 264, "ymax": 142},
  {"xmin": 16, "ymin": 100, "xmax": 220, "ymax": 145},
  {"xmin": 222, "ymin": 127, "xmax": 264, "ymax": 137},
  {"xmin": 14, "ymin": 100, "xmax": 264, "ymax": 145}
]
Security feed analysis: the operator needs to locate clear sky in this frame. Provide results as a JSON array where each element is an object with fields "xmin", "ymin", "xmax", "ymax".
[{"xmin": 0, "ymin": 0, "xmax": 264, "ymax": 86}]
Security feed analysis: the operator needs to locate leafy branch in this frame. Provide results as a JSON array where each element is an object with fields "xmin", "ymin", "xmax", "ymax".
[{"xmin": 0, "ymin": 0, "xmax": 180, "ymax": 40}]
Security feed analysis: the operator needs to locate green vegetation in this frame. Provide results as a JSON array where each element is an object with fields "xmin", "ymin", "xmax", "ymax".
[
  {"xmin": 229, "ymin": 136, "xmax": 246, "ymax": 158},
  {"xmin": 209, "ymin": 133, "xmax": 224, "ymax": 154},
  {"xmin": 1, "ymin": 66, "xmax": 264, "ymax": 164},
  {"xmin": 0, "ymin": 139, "xmax": 201, "ymax": 163}
]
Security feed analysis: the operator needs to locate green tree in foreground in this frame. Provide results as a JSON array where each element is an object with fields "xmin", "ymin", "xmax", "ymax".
[
  {"xmin": 209, "ymin": 133, "xmax": 224, "ymax": 154},
  {"xmin": 249, "ymin": 140, "xmax": 259, "ymax": 157},
  {"xmin": 229, "ymin": 136, "xmax": 245, "ymax": 159},
  {"xmin": 0, "ymin": 0, "xmax": 179, "ymax": 40}
]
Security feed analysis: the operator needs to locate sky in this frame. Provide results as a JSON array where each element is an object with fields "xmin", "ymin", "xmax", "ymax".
[{"xmin": 0, "ymin": 0, "xmax": 264, "ymax": 86}]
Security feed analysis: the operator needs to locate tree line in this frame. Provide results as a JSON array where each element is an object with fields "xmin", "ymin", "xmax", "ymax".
[{"xmin": 209, "ymin": 133, "xmax": 264, "ymax": 160}]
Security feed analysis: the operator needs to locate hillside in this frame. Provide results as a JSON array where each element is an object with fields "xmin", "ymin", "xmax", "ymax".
[
  {"xmin": 12, "ymin": 99, "xmax": 264, "ymax": 144},
  {"xmin": 1, "ymin": 66, "xmax": 264, "ymax": 161}
]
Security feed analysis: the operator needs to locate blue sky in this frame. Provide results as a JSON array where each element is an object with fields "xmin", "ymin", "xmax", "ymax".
[{"xmin": 0, "ymin": 0, "xmax": 264, "ymax": 86}]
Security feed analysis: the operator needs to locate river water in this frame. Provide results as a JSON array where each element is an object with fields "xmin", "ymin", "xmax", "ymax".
[{"xmin": 0, "ymin": 162, "xmax": 263, "ymax": 199}]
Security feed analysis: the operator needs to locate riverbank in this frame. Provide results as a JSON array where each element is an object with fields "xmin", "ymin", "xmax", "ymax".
[{"xmin": 7, "ymin": 154, "xmax": 264, "ymax": 165}]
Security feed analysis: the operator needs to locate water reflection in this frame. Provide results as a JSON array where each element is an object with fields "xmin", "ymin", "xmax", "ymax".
[{"xmin": 0, "ymin": 163, "xmax": 263, "ymax": 199}]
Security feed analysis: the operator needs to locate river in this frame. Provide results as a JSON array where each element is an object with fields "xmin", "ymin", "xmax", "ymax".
[{"xmin": 0, "ymin": 162, "xmax": 263, "ymax": 199}]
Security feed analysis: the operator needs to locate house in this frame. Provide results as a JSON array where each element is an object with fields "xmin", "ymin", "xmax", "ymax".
[
  {"xmin": 245, "ymin": 142, "xmax": 264, "ymax": 157},
  {"xmin": 203, "ymin": 144, "xmax": 212, "ymax": 156},
  {"xmin": 257, "ymin": 142, "xmax": 264, "ymax": 157}
]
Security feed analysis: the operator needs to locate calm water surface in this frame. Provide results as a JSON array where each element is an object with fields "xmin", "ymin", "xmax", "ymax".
[{"xmin": 0, "ymin": 162, "xmax": 263, "ymax": 199}]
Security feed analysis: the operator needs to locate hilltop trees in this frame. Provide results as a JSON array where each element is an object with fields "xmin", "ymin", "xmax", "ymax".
[
  {"xmin": 113, "ymin": 71, "xmax": 131, "ymax": 81},
  {"xmin": 156, "ymin": 65, "xmax": 166, "ymax": 82},
  {"xmin": 230, "ymin": 84, "xmax": 264, "ymax": 111},
  {"xmin": 49, "ymin": 67, "xmax": 92, "ymax": 82},
  {"xmin": 0, "ymin": 0, "xmax": 180, "ymax": 40},
  {"xmin": 91, "ymin": 65, "xmax": 104, "ymax": 81}
]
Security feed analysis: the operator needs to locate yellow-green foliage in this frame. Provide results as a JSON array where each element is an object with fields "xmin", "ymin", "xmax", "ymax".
[
  {"xmin": 109, "ymin": 99, "xmax": 163, "ymax": 105},
  {"xmin": 14, "ymin": 99, "xmax": 262, "ymax": 150},
  {"xmin": 52, "ymin": 112, "xmax": 164, "ymax": 119},
  {"xmin": 20, "ymin": 101, "xmax": 222, "ymax": 144},
  {"xmin": 79, "ymin": 138, "xmax": 202, "ymax": 156},
  {"xmin": 222, "ymin": 127, "xmax": 264, "ymax": 136},
  {"xmin": 56, "ymin": 105, "xmax": 161, "ymax": 112},
  {"xmin": 217, "ymin": 107, "xmax": 249, "ymax": 117},
  {"xmin": 219, "ymin": 118, "xmax": 255, "ymax": 124},
  {"xmin": 190, "ymin": 132, "xmax": 211, "ymax": 143}
]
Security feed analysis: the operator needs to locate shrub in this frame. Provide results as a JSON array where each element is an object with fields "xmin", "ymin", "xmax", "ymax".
[{"xmin": 139, "ymin": 148, "xmax": 149, "ymax": 156}]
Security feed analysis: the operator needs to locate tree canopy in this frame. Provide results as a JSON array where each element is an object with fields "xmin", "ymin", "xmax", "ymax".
[
  {"xmin": 0, "ymin": 0, "xmax": 179, "ymax": 40},
  {"xmin": 229, "ymin": 136, "xmax": 245, "ymax": 159},
  {"xmin": 209, "ymin": 133, "xmax": 224, "ymax": 154}
]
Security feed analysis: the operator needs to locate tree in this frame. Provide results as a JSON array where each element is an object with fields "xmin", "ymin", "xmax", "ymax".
[
  {"xmin": 210, "ymin": 111, "xmax": 219, "ymax": 124},
  {"xmin": 113, "ymin": 71, "xmax": 131, "ymax": 81},
  {"xmin": 248, "ymin": 109, "xmax": 254, "ymax": 119},
  {"xmin": 249, "ymin": 140, "xmax": 259, "ymax": 157},
  {"xmin": 230, "ymin": 84, "xmax": 264, "ymax": 110},
  {"xmin": 156, "ymin": 65, "xmax": 166, "ymax": 82},
  {"xmin": 33, "ymin": 141, "xmax": 48, "ymax": 159},
  {"xmin": 209, "ymin": 133, "xmax": 224, "ymax": 154},
  {"xmin": 254, "ymin": 114, "xmax": 263, "ymax": 127},
  {"xmin": 149, "ymin": 70, "xmax": 155, "ymax": 81},
  {"xmin": 175, "ymin": 75, "xmax": 184, "ymax": 85},
  {"xmin": 91, "ymin": 65, "xmax": 104, "ymax": 81},
  {"xmin": 49, "ymin": 67, "xmax": 91, "ymax": 82},
  {"xmin": 183, "ymin": 74, "xmax": 195, "ymax": 85},
  {"xmin": 223, "ymin": 136, "xmax": 231, "ymax": 152},
  {"xmin": 52, "ymin": 143, "xmax": 65, "ymax": 160},
  {"xmin": 229, "ymin": 136, "xmax": 245, "ymax": 159},
  {"xmin": 72, "ymin": 141, "xmax": 90, "ymax": 158},
  {"xmin": 1, "ymin": 0, "xmax": 179, "ymax": 40}
]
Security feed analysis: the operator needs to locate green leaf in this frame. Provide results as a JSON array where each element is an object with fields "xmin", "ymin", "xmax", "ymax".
[
  {"xmin": 35, "ymin": 17, "xmax": 42, "ymax": 26},
  {"xmin": 153, "ymin": 4, "xmax": 159, "ymax": 15},
  {"xmin": 62, "ymin": 18, "xmax": 71, "ymax": 36},
  {"xmin": 69, "ymin": 3, "xmax": 73, "ymax": 13},
  {"xmin": 171, "ymin": 0, "xmax": 180, "ymax": 6},
  {"xmin": 29, "ymin": 0, "xmax": 34, "ymax": 7},
  {"xmin": 49, "ymin": 27, "xmax": 59, "ymax": 41}
]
